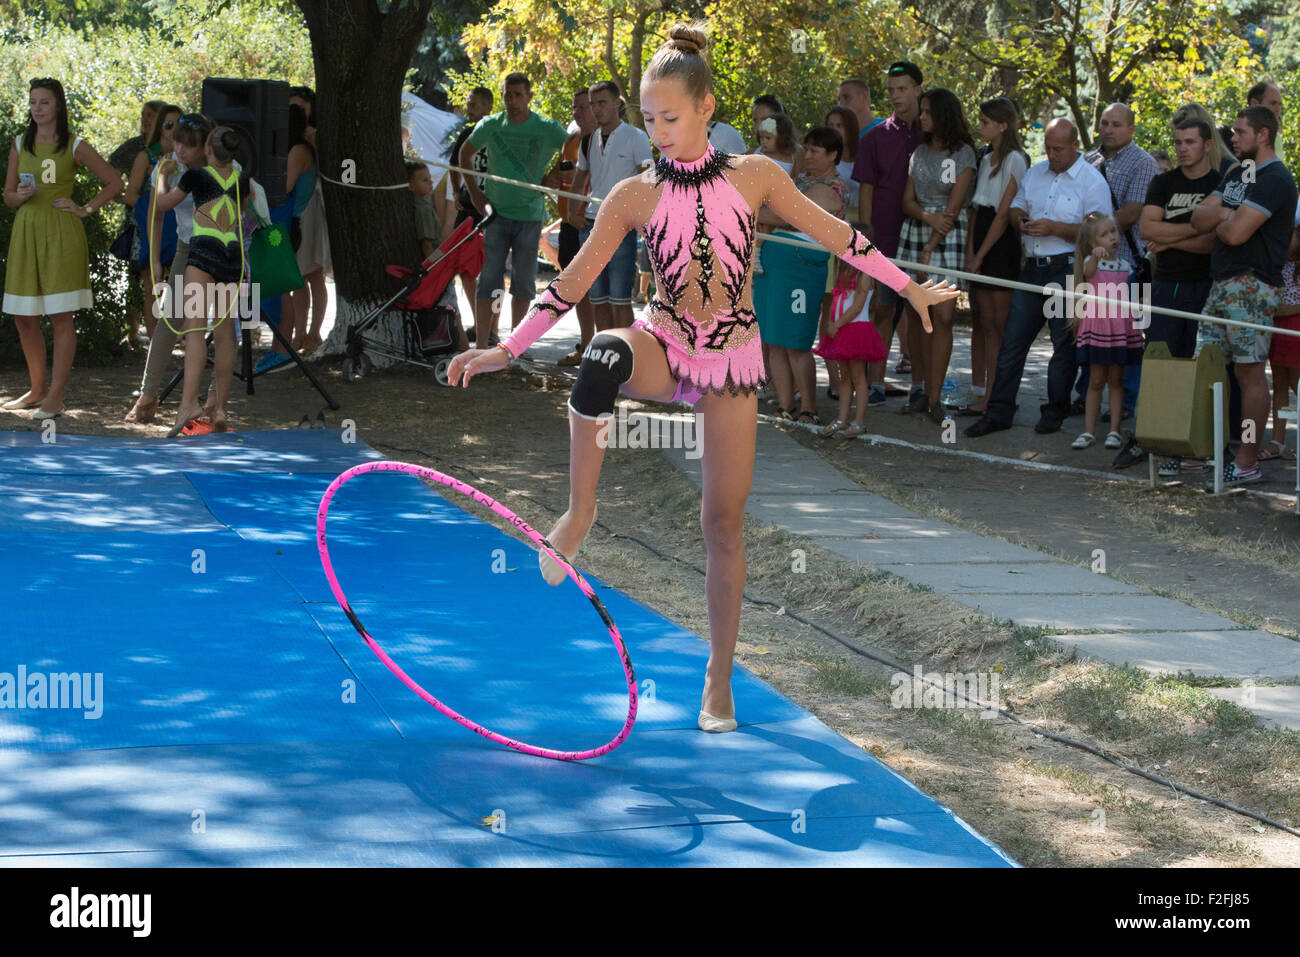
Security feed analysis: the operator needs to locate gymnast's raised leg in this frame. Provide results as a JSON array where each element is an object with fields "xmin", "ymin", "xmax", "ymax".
[{"xmin": 539, "ymin": 326, "xmax": 678, "ymax": 584}]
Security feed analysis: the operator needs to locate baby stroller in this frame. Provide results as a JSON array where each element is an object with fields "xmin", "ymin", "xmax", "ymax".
[{"xmin": 343, "ymin": 206, "xmax": 495, "ymax": 385}]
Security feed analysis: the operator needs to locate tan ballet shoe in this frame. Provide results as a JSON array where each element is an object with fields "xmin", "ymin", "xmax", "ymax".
[
  {"xmin": 538, "ymin": 503, "xmax": 596, "ymax": 587},
  {"xmin": 698, "ymin": 693, "xmax": 737, "ymax": 733},
  {"xmin": 539, "ymin": 549, "xmax": 570, "ymax": 586},
  {"xmin": 3, "ymin": 392, "xmax": 46, "ymax": 410}
]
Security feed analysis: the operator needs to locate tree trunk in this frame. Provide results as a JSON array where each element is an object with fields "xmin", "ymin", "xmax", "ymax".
[
  {"xmin": 624, "ymin": 7, "xmax": 655, "ymax": 127},
  {"xmin": 296, "ymin": 0, "xmax": 434, "ymax": 362}
]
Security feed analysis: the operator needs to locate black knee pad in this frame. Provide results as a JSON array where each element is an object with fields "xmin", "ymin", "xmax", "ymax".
[{"xmin": 569, "ymin": 334, "xmax": 634, "ymax": 419}]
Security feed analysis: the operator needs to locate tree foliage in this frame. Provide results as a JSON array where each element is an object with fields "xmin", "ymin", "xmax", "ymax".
[
  {"xmin": 452, "ymin": 0, "xmax": 1294, "ymax": 161},
  {"xmin": 453, "ymin": 0, "xmax": 923, "ymax": 139},
  {"xmin": 906, "ymin": 0, "xmax": 1285, "ymax": 154},
  {"xmin": 0, "ymin": 3, "xmax": 314, "ymax": 159}
]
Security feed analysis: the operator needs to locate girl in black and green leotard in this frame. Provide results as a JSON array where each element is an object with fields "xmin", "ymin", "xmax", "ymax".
[{"xmin": 153, "ymin": 126, "xmax": 250, "ymax": 436}]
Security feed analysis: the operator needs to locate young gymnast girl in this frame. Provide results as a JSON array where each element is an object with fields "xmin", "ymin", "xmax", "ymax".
[
  {"xmin": 448, "ymin": 22, "xmax": 958, "ymax": 733},
  {"xmin": 151, "ymin": 125, "xmax": 250, "ymax": 436}
]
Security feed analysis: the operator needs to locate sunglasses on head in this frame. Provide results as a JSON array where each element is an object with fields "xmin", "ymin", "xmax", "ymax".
[{"xmin": 29, "ymin": 77, "xmax": 57, "ymax": 87}]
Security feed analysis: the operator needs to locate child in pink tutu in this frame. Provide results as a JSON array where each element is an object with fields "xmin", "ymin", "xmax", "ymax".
[
  {"xmin": 815, "ymin": 264, "xmax": 887, "ymax": 437},
  {"xmin": 1264, "ymin": 219, "xmax": 1300, "ymax": 461},
  {"xmin": 1070, "ymin": 211, "xmax": 1144, "ymax": 450}
]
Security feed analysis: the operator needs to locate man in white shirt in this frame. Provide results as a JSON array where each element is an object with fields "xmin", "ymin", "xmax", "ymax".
[
  {"xmin": 567, "ymin": 80, "xmax": 654, "ymax": 331},
  {"xmin": 707, "ymin": 120, "xmax": 747, "ymax": 156},
  {"xmin": 966, "ymin": 118, "xmax": 1114, "ymax": 437}
]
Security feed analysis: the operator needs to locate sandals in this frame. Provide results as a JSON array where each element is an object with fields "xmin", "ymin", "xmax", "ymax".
[
  {"xmin": 1259, "ymin": 439, "xmax": 1295, "ymax": 461},
  {"xmin": 796, "ymin": 411, "xmax": 822, "ymax": 426},
  {"xmin": 819, "ymin": 419, "xmax": 846, "ymax": 438},
  {"xmin": 1072, "ymin": 432, "xmax": 1095, "ymax": 449},
  {"xmin": 1104, "ymin": 430, "xmax": 1124, "ymax": 449},
  {"xmin": 840, "ymin": 421, "xmax": 866, "ymax": 438},
  {"xmin": 557, "ymin": 349, "xmax": 583, "ymax": 367},
  {"xmin": 895, "ymin": 356, "xmax": 912, "ymax": 374}
]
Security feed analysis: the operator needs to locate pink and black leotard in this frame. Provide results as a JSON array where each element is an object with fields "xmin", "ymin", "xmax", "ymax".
[{"xmin": 502, "ymin": 144, "xmax": 913, "ymax": 404}]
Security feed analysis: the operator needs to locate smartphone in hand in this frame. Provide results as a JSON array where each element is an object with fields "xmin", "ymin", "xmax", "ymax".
[{"xmin": 19, "ymin": 173, "xmax": 36, "ymax": 188}]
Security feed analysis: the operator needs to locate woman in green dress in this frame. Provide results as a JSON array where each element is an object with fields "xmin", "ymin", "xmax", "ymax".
[{"xmin": 3, "ymin": 78, "xmax": 122, "ymax": 418}]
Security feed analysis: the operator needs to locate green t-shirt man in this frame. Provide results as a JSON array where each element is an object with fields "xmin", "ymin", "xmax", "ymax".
[{"xmin": 468, "ymin": 110, "xmax": 568, "ymax": 222}]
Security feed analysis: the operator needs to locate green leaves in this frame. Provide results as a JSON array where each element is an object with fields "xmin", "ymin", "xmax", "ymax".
[{"xmin": 0, "ymin": 4, "xmax": 314, "ymax": 152}]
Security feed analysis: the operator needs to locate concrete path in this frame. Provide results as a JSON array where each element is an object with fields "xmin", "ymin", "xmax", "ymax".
[{"xmin": 661, "ymin": 423, "xmax": 1300, "ymax": 731}]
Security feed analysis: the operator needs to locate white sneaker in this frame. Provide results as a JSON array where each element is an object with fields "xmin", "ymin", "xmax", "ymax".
[
  {"xmin": 1072, "ymin": 432, "xmax": 1095, "ymax": 449},
  {"xmin": 1104, "ymin": 430, "xmax": 1124, "ymax": 449}
]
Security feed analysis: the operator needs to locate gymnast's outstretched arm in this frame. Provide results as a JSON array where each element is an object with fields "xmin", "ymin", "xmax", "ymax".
[
  {"xmin": 754, "ymin": 154, "xmax": 958, "ymax": 331},
  {"xmin": 448, "ymin": 177, "xmax": 641, "ymax": 387}
]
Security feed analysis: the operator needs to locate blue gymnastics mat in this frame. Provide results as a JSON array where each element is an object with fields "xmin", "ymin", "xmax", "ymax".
[{"xmin": 0, "ymin": 430, "xmax": 1016, "ymax": 867}]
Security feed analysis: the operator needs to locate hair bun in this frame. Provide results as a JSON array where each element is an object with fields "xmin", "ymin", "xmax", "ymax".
[{"xmin": 669, "ymin": 23, "xmax": 708, "ymax": 55}]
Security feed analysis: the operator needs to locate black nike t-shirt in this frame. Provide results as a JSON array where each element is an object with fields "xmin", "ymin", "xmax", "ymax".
[{"xmin": 1143, "ymin": 166, "xmax": 1224, "ymax": 282}]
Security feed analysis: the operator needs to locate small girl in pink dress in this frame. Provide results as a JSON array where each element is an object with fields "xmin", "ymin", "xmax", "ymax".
[
  {"xmin": 814, "ymin": 265, "xmax": 886, "ymax": 436},
  {"xmin": 1071, "ymin": 211, "xmax": 1144, "ymax": 450},
  {"xmin": 1264, "ymin": 221, "xmax": 1300, "ymax": 461}
]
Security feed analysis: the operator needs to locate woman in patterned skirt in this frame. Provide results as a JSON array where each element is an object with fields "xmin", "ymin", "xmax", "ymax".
[
  {"xmin": 897, "ymin": 87, "xmax": 976, "ymax": 423},
  {"xmin": 3, "ymin": 78, "xmax": 122, "ymax": 418}
]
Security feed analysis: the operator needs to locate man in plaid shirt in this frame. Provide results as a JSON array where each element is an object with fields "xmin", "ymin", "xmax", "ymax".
[{"xmin": 1084, "ymin": 103, "xmax": 1159, "ymax": 417}]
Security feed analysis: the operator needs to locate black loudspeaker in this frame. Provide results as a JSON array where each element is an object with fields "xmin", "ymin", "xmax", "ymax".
[{"xmin": 200, "ymin": 77, "xmax": 289, "ymax": 208}]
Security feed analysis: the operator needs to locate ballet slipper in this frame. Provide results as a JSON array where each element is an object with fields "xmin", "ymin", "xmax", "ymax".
[
  {"xmin": 3, "ymin": 391, "xmax": 46, "ymax": 410},
  {"xmin": 698, "ymin": 693, "xmax": 737, "ymax": 733},
  {"xmin": 539, "ymin": 503, "xmax": 597, "ymax": 586}
]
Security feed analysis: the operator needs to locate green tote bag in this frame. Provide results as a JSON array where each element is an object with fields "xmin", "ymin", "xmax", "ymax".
[{"xmin": 249, "ymin": 209, "xmax": 305, "ymax": 299}]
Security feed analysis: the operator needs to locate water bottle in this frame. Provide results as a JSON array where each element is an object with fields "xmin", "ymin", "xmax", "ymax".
[{"xmin": 941, "ymin": 378, "xmax": 957, "ymax": 409}]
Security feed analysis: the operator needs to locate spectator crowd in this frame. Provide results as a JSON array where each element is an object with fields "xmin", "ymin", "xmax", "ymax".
[{"xmin": 4, "ymin": 68, "xmax": 1298, "ymax": 485}]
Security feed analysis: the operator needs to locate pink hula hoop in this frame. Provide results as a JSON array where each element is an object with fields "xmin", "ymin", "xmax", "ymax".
[{"xmin": 316, "ymin": 461, "xmax": 638, "ymax": 762}]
